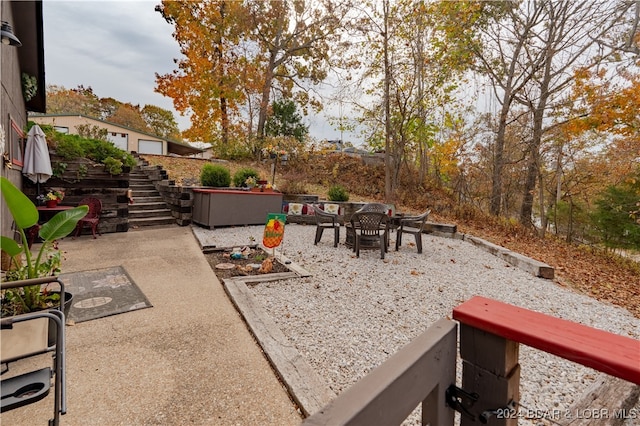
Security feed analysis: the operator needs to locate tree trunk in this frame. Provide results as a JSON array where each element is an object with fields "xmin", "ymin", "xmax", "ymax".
[
  {"xmin": 538, "ymin": 166, "xmax": 547, "ymax": 237},
  {"xmin": 256, "ymin": 56, "xmax": 275, "ymax": 139},
  {"xmin": 383, "ymin": 0, "xmax": 393, "ymax": 203},
  {"xmin": 217, "ymin": 1, "xmax": 228, "ymax": 145},
  {"xmin": 490, "ymin": 100, "xmax": 510, "ymax": 216}
]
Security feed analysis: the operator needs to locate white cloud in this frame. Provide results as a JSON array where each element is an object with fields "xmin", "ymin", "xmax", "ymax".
[{"xmin": 43, "ymin": 0, "xmax": 363, "ymax": 145}]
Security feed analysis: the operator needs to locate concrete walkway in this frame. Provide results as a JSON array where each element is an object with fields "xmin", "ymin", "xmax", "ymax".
[{"xmin": 2, "ymin": 226, "xmax": 302, "ymax": 425}]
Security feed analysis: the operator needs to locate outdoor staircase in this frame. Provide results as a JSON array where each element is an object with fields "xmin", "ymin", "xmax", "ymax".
[{"xmin": 128, "ymin": 164, "xmax": 176, "ymax": 229}]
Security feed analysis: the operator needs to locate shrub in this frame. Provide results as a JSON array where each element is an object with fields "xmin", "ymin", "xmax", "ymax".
[
  {"xmin": 103, "ymin": 156, "xmax": 123, "ymax": 175},
  {"xmin": 54, "ymin": 135, "xmax": 86, "ymax": 160},
  {"xmin": 328, "ymin": 184, "xmax": 349, "ymax": 201},
  {"xmin": 233, "ymin": 167, "xmax": 260, "ymax": 187},
  {"xmin": 201, "ymin": 163, "xmax": 231, "ymax": 187},
  {"xmin": 44, "ymin": 127, "xmax": 136, "ymax": 173}
]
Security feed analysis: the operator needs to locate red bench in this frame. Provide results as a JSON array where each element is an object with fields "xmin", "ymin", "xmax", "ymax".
[{"xmin": 453, "ymin": 296, "xmax": 640, "ymax": 385}]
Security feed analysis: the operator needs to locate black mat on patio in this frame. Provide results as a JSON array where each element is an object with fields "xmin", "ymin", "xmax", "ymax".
[{"xmin": 59, "ymin": 266, "xmax": 152, "ymax": 323}]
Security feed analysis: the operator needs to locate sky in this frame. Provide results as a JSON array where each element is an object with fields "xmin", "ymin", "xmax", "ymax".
[{"xmin": 42, "ymin": 0, "xmax": 356, "ymax": 144}]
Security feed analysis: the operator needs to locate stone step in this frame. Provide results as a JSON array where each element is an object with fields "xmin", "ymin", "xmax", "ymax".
[
  {"xmin": 129, "ymin": 183, "xmax": 156, "ymax": 190},
  {"xmin": 129, "ymin": 208, "xmax": 172, "ymax": 218},
  {"xmin": 129, "ymin": 201, "xmax": 168, "ymax": 211},
  {"xmin": 132, "ymin": 196, "xmax": 163, "ymax": 203},
  {"xmin": 128, "ymin": 216, "xmax": 176, "ymax": 228},
  {"xmin": 131, "ymin": 189, "xmax": 160, "ymax": 197}
]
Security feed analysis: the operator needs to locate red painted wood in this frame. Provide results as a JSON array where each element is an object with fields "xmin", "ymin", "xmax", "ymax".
[
  {"xmin": 192, "ymin": 188, "xmax": 278, "ymax": 195},
  {"xmin": 453, "ymin": 296, "xmax": 640, "ymax": 385}
]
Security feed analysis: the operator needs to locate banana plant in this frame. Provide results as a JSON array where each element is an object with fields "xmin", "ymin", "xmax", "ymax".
[{"xmin": 1, "ymin": 176, "xmax": 88, "ymax": 315}]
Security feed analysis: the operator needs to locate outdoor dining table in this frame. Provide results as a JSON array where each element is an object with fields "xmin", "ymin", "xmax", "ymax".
[{"xmin": 36, "ymin": 205, "xmax": 73, "ymax": 221}]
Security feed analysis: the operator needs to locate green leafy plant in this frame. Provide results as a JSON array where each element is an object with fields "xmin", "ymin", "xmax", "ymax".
[
  {"xmin": 103, "ymin": 156, "xmax": 123, "ymax": 175},
  {"xmin": 22, "ymin": 73, "xmax": 38, "ymax": 102},
  {"xmin": 233, "ymin": 167, "xmax": 260, "ymax": 187},
  {"xmin": 52, "ymin": 135, "xmax": 86, "ymax": 160},
  {"xmin": 43, "ymin": 127, "xmax": 136, "ymax": 174},
  {"xmin": 77, "ymin": 164, "xmax": 88, "ymax": 180},
  {"xmin": 200, "ymin": 163, "xmax": 231, "ymax": 187},
  {"xmin": 328, "ymin": 184, "xmax": 349, "ymax": 202},
  {"xmin": 52, "ymin": 162, "xmax": 68, "ymax": 178},
  {"xmin": 0, "ymin": 177, "xmax": 88, "ymax": 316}
]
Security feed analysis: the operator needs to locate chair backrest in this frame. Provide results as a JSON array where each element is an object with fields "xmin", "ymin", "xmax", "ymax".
[
  {"xmin": 402, "ymin": 209, "xmax": 431, "ymax": 232},
  {"xmin": 357, "ymin": 203, "xmax": 388, "ymax": 214},
  {"xmin": 78, "ymin": 197, "xmax": 102, "ymax": 219},
  {"xmin": 351, "ymin": 211, "xmax": 388, "ymax": 236},
  {"xmin": 312, "ymin": 204, "xmax": 337, "ymax": 224}
]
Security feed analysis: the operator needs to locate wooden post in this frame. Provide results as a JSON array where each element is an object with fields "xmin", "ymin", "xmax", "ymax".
[{"xmin": 459, "ymin": 324, "xmax": 521, "ymax": 426}]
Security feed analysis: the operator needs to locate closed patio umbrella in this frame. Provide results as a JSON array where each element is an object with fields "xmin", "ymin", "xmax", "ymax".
[{"xmin": 22, "ymin": 124, "xmax": 52, "ymax": 184}]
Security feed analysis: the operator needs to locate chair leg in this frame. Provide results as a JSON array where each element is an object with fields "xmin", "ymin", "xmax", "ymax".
[
  {"xmin": 315, "ymin": 227, "xmax": 324, "ymax": 245},
  {"xmin": 333, "ymin": 226, "xmax": 339, "ymax": 247},
  {"xmin": 91, "ymin": 224, "xmax": 97, "ymax": 239},
  {"xmin": 380, "ymin": 236, "xmax": 386, "ymax": 259},
  {"xmin": 415, "ymin": 234, "xmax": 422, "ymax": 254},
  {"xmin": 355, "ymin": 237, "xmax": 360, "ymax": 257},
  {"xmin": 395, "ymin": 230, "xmax": 402, "ymax": 251}
]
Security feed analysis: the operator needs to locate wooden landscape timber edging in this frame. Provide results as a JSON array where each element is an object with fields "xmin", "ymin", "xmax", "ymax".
[
  {"xmin": 221, "ymin": 257, "xmax": 335, "ymax": 417},
  {"xmin": 23, "ymin": 155, "xmax": 130, "ymax": 234},
  {"xmin": 463, "ymin": 235, "xmax": 555, "ymax": 279}
]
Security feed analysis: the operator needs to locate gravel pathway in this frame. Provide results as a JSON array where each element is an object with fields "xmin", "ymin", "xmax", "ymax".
[{"xmin": 193, "ymin": 224, "xmax": 640, "ymax": 425}]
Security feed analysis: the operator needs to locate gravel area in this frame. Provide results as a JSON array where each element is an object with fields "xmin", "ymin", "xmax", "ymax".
[{"xmin": 193, "ymin": 224, "xmax": 640, "ymax": 425}]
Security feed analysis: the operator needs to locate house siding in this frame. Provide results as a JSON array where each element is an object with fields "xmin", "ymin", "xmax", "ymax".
[
  {"xmin": 30, "ymin": 115, "xmax": 168, "ymax": 155},
  {"xmin": 1, "ymin": 2, "xmax": 29, "ymax": 241}
]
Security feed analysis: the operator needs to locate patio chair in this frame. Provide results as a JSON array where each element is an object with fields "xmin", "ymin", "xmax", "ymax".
[
  {"xmin": 74, "ymin": 197, "xmax": 102, "ymax": 239},
  {"xmin": 395, "ymin": 209, "xmax": 431, "ymax": 254},
  {"xmin": 312, "ymin": 204, "xmax": 340, "ymax": 247},
  {"xmin": 350, "ymin": 211, "xmax": 389, "ymax": 259},
  {"xmin": 356, "ymin": 202, "xmax": 388, "ymax": 214}
]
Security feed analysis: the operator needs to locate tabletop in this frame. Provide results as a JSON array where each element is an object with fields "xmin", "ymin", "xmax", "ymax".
[{"xmin": 37, "ymin": 205, "xmax": 73, "ymax": 212}]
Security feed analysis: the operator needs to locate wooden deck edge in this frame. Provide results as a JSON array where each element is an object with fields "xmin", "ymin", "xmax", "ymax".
[
  {"xmin": 223, "ymin": 279, "xmax": 336, "ymax": 417},
  {"xmin": 464, "ymin": 235, "xmax": 555, "ymax": 279},
  {"xmin": 258, "ymin": 244, "xmax": 313, "ymax": 278}
]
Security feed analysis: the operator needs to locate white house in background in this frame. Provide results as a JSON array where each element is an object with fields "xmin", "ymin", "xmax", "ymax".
[{"xmin": 29, "ymin": 113, "xmax": 203, "ymax": 157}]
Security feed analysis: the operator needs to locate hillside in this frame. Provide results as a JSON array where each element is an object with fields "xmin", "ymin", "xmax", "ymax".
[{"xmin": 141, "ymin": 154, "xmax": 640, "ymax": 319}]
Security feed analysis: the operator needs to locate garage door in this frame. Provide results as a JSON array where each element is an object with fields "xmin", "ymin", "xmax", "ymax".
[
  {"xmin": 138, "ymin": 140, "xmax": 163, "ymax": 154},
  {"xmin": 108, "ymin": 132, "xmax": 128, "ymax": 150}
]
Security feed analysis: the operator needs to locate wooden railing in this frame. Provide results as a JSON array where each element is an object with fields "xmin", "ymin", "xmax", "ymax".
[
  {"xmin": 302, "ymin": 297, "xmax": 640, "ymax": 426},
  {"xmin": 453, "ymin": 296, "xmax": 640, "ymax": 426},
  {"xmin": 303, "ymin": 318, "xmax": 457, "ymax": 426}
]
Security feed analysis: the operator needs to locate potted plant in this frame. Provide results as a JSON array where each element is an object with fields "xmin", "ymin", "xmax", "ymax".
[
  {"xmin": 37, "ymin": 189, "xmax": 65, "ymax": 207},
  {"xmin": 1, "ymin": 177, "xmax": 88, "ymax": 353}
]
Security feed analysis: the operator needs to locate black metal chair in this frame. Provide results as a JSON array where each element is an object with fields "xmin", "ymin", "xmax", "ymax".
[
  {"xmin": 350, "ymin": 211, "xmax": 389, "ymax": 259},
  {"xmin": 1, "ymin": 277, "xmax": 67, "ymax": 425},
  {"xmin": 395, "ymin": 209, "xmax": 431, "ymax": 254},
  {"xmin": 312, "ymin": 204, "xmax": 340, "ymax": 247}
]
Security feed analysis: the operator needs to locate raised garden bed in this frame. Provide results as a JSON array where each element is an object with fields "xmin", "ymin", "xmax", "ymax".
[{"xmin": 204, "ymin": 247, "xmax": 289, "ymax": 280}]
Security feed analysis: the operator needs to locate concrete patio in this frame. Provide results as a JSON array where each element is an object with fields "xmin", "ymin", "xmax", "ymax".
[{"xmin": 1, "ymin": 225, "xmax": 302, "ymax": 425}]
